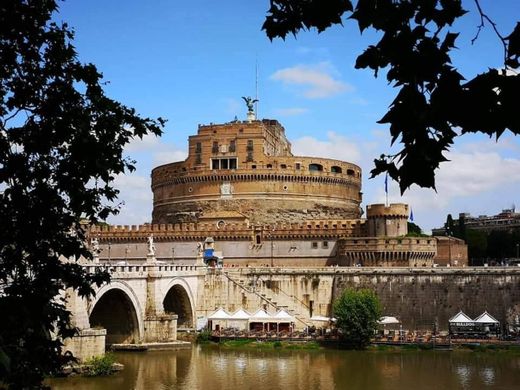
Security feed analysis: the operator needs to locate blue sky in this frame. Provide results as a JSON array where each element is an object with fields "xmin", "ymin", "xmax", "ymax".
[{"xmin": 56, "ymin": 0, "xmax": 520, "ymax": 232}]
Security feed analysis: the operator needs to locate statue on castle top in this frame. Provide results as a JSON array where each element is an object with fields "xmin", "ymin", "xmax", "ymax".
[
  {"xmin": 148, "ymin": 234, "xmax": 156, "ymax": 256},
  {"xmin": 242, "ymin": 96, "xmax": 258, "ymax": 113},
  {"xmin": 91, "ymin": 237, "xmax": 100, "ymax": 254}
]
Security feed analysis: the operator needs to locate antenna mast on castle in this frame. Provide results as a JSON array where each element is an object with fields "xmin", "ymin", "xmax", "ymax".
[{"xmin": 255, "ymin": 57, "xmax": 259, "ymax": 118}]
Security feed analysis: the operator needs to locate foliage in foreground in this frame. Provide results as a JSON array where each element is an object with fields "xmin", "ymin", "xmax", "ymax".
[
  {"xmin": 263, "ymin": 0, "xmax": 520, "ymax": 194},
  {"xmin": 333, "ymin": 288, "xmax": 381, "ymax": 349},
  {"xmin": 83, "ymin": 354, "xmax": 117, "ymax": 377},
  {"xmin": 0, "ymin": 1, "xmax": 164, "ymax": 388}
]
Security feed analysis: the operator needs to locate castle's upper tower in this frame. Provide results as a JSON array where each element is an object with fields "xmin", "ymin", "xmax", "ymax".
[
  {"xmin": 366, "ymin": 203, "xmax": 409, "ymax": 237},
  {"xmin": 151, "ymin": 119, "xmax": 362, "ymax": 224}
]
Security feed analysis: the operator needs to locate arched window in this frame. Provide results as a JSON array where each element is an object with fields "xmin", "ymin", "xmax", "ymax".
[
  {"xmin": 347, "ymin": 169, "xmax": 355, "ymax": 176},
  {"xmin": 308, "ymin": 163, "xmax": 323, "ymax": 172},
  {"xmin": 331, "ymin": 166, "xmax": 342, "ymax": 173}
]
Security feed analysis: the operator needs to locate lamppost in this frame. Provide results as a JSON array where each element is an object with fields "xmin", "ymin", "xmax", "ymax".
[
  {"xmin": 267, "ymin": 226, "xmax": 275, "ymax": 267},
  {"xmin": 446, "ymin": 227, "xmax": 452, "ymax": 267}
]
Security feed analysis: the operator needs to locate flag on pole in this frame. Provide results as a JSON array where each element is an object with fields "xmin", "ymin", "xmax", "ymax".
[{"xmin": 410, "ymin": 208, "xmax": 414, "ymax": 222}]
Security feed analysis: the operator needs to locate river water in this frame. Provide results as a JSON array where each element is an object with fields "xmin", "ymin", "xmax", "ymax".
[{"xmin": 49, "ymin": 345, "xmax": 520, "ymax": 389}]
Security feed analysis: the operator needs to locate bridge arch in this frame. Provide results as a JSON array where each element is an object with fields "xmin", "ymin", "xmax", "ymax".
[
  {"xmin": 88, "ymin": 282, "xmax": 143, "ymax": 345},
  {"xmin": 162, "ymin": 278, "xmax": 195, "ymax": 329}
]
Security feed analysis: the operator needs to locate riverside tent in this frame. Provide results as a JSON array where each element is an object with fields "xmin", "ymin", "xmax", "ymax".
[
  {"xmin": 378, "ymin": 316, "xmax": 401, "ymax": 325},
  {"xmin": 249, "ymin": 309, "xmax": 275, "ymax": 331},
  {"xmin": 474, "ymin": 311, "xmax": 500, "ymax": 335},
  {"xmin": 273, "ymin": 309, "xmax": 295, "ymax": 332},
  {"xmin": 449, "ymin": 311, "xmax": 475, "ymax": 336},
  {"xmin": 228, "ymin": 308, "xmax": 251, "ymax": 330},
  {"xmin": 207, "ymin": 308, "xmax": 231, "ymax": 331}
]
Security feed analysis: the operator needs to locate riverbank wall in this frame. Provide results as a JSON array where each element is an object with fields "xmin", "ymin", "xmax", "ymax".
[{"xmin": 198, "ymin": 267, "xmax": 520, "ymax": 331}]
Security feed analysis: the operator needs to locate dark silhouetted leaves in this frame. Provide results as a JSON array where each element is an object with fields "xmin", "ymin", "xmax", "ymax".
[
  {"xmin": 263, "ymin": 0, "xmax": 519, "ymax": 193},
  {"xmin": 0, "ymin": 1, "xmax": 164, "ymax": 388}
]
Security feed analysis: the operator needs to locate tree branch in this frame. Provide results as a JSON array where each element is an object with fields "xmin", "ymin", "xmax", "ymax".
[{"xmin": 471, "ymin": 0, "xmax": 508, "ymax": 66}]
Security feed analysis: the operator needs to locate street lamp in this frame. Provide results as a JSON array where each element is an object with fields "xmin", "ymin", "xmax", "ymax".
[{"xmin": 446, "ymin": 227, "xmax": 452, "ymax": 267}]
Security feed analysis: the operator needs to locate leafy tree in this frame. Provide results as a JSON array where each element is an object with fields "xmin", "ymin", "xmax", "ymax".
[
  {"xmin": 407, "ymin": 221, "xmax": 422, "ymax": 235},
  {"xmin": 0, "ymin": 1, "xmax": 164, "ymax": 388},
  {"xmin": 465, "ymin": 229, "xmax": 487, "ymax": 264},
  {"xmin": 263, "ymin": 0, "xmax": 520, "ymax": 193},
  {"xmin": 333, "ymin": 288, "xmax": 381, "ymax": 349}
]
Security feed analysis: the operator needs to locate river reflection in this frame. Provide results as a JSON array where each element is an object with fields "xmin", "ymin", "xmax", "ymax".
[{"xmin": 48, "ymin": 346, "xmax": 520, "ymax": 389}]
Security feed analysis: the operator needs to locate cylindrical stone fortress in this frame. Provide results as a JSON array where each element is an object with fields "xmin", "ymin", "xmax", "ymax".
[{"xmin": 152, "ymin": 119, "xmax": 362, "ymax": 224}]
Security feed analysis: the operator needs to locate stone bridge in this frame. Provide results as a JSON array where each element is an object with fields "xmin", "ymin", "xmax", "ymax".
[
  {"xmin": 66, "ymin": 264, "xmax": 520, "ymax": 361},
  {"xmin": 66, "ymin": 263, "xmax": 202, "ymax": 359}
]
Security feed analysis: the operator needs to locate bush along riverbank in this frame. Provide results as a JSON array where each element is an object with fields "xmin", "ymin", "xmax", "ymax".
[
  {"xmin": 60, "ymin": 353, "xmax": 124, "ymax": 377},
  {"xmin": 202, "ymin": 338, "xmax": 322, "ymax": 350}
]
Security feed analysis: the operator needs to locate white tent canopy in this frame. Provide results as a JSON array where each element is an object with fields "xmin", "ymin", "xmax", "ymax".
[
  {"xmin": 208, "ymin": 308, "xmax": 231, "ymax": 320},
  {"xmin": 474, "ymin": 311, "xmax": 499, "ymax": 324},
  {"xmin": 250, "ymin": 309, "xmax": 273, "ymax": 321},
  {"xmin": 274, "ymin": 309, "xmax": 295, "ymax": 323},
  {"xmin": 228, "ymin": 308, "xmax": 251, "ymax": 330},
  {"xmin": 378, "ymin": 316, "xmax": 401, "ymax": 325},
  {"xmin": 230, "ymin": 308, "xmax": 251, "ymax": 320},
  {"xmin": 310, "ymin": 315, "xmax": 334, "ymax": 322},
  {"xmin": 207, "ymin": 308, "xmax": 231, "ymax": 331},
  {"xmin": 449, "ymin": 311, "xmax": 474, "ymax": 325}
]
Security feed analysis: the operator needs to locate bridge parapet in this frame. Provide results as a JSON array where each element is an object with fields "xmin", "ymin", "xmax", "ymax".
[{"xmin": 83, "ymin": 264, "xmax": 202, "ymax": 277}]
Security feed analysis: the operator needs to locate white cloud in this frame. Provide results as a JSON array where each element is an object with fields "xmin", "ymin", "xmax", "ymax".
[
  {"xmin": 271, "ymin": 62, "xmax": 352, "ymax": 98},
  {"xmin": 109, "ymin": 173, "xmax": 153, "ymax": 225},
  {"xmin": 364, "ymin": 136, "xmax": 520, "ymax": 231},
  {"xmin": 125, "ymin": 133, "xmax": 161, "ymax": 152},
  {"xmin": 273, "ymin": 107, "xmax": 309, "ymax": 116},
  {"xmin": 292, "ymin": 131, "xmax": 361, "ymax": 162},
  {"xmin": 153, "ymin": 149, "xmax": 188, "ymax": 166}
]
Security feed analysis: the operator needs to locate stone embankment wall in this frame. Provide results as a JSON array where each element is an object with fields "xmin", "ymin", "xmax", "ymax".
[{"xmin": 199, "ymin": 268, "xmax": 520, "ymax": 331}]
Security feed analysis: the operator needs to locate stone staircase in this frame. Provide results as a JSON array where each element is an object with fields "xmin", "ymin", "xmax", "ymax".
[{"xmin": 223, "ymin": 271, "xmax": 311, "ymax": 328}]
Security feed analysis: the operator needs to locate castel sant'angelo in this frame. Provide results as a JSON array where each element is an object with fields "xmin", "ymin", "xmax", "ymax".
[{"xmin": 91, "ymin": 102, "xmax": 467, "ymax": 267}]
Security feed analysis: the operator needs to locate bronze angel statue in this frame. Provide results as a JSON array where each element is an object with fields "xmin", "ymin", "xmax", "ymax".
[{"xmin": 242, "ymin": 96, "xmax": 258, "ymax": 113}]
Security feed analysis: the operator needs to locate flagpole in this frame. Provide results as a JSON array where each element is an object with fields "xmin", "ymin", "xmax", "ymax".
[{"xmin": 385, "ymin": 174, "xmax": 389, "ymax": 207}]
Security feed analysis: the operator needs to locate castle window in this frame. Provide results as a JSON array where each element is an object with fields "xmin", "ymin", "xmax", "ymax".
[
  {"xmin": 211, "ymin": 158, "xmax": 237, "ymax": 170},
  {"xmin": 229, "ymin": 140, "xmax": 236, "ymax": 152},
  {"xmin": 212, "ymin": 141, "xmax": 219, "ymax": 154},
  {"xmin": 280, "ymin": 164, "xmax": 287, "ymax": 169},
  {"xmin": 195, "ymin": 154, "xmax": 202, "ymax": 164},
  {"xmin": 252, "ymin": 165, "xmax": 257, "ymax": 169},
  {"xmin": 256, "ymin": 235, "xmax": 261, "ymax": 245},
  {"xmin": 347, "ymin": 169, "xmax": 355, "ymax": 176},
  {"xmin": 266, "ymin": 164, "xmax": 272, "ymax": 169},
  {"xmin": 322, "ymin": 241, "xmax": 329, "ymax": 249},
  {"xmin": 295, "ymin": 162, "xmax": 301, "ymax": 170},
  {"xmin": 247, "ymin": 140, "xmax": 254, "ymax": 151},
  {"xmin": 309, "ymin": 163, "xmax": 323, "ymax": 171},
  {"xmin": 331, "ymin": 166, "xmax": 342, "ymax": 173},
  {"xmin": 247, "ymin": 151, "xmax": 254, "ymax": 162},
  {"xmin": 195, "ymin": 142, "xmax": 202, "ymax": 153},
  {"xmin": 311, "ymin": 242, "xmax": 318, "ymax": 249}
]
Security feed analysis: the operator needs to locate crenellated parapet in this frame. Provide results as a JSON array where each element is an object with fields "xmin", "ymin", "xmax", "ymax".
[
  {"xmin": 366, "ymin": 203, "xmax": 409, "ymax": 237},
  {"xmin": 88, "ymin": 218, "xmax": 368, "ymax": 243},
  {"xmin": 337, "ymin": 236, "xmax": 437, "ymax": 267}
]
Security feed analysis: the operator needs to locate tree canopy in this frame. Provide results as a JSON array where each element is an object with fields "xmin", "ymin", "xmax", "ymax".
[
  {"xmin": 333, "ymin": 288, "xmax": 381, "ymax": 348},
  {"xmin": 263, "ymin": 0, "xmax": 520, "ymax": 194},
  {"xmin": 0, "ymin": 1, "xmax": 163, "ymax": 387}
]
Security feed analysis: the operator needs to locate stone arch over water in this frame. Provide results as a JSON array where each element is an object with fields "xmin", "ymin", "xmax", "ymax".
[
  {"xmin": 89, "ymin": 284, "xmax": 142, "ymax": 345},
  {"xmin": 163, "ymin": 280, "xmax": 194, "ymax": 328}
]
